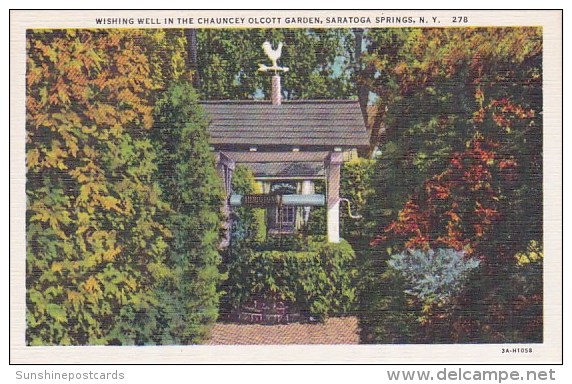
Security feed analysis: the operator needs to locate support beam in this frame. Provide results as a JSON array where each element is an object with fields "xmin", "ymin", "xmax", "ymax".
[
  {"xmin": 229, "ymin": 193, "xmax": 325, "ymax": 207},
  {"xmin": 215, "ymin": 152, "xmax": 235, "ymax": 196},
  {"xmin": 326, "ymin": 152, "xmax": 343, "ymax": 243}
]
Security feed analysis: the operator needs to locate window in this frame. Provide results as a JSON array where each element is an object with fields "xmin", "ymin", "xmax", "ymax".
[
  {"xmin": 268, "ymin": 181, "xmax": 297, "ymax": 234},
  {"xmin": 275, "ymin": 205, "xmax": 296, "ymax": 231}
]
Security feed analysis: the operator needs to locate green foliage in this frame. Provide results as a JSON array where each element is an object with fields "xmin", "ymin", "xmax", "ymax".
[
  {"xmin": 340, "ymin": 158, "xmax": 376, "ymax": 243},
  {"xmin": 26, "ymin": 29, "xmax": 171, "ymax": 345},
  {"xmin": 362, "ymin": 248, "xmax": 479, "ymax": 344},
  {"xmin": 457, "ymin": 241, "xmax": 543, "ymax": 343},
  {"xmin": 230, "ymin": 165, "xmax": 266, "ymax": 245},
  {"xmin": 226, "ymin": 237, "xmax": 357, "ymax": 320},
  {"xmin": 303, "ymin": 180, "xmax": 326, "ymax": 236},
  {"xmin": 197, "ymin": 29, "xmax": 355, "ymax": 100},
  {"xmin": 359, "ymin": 267, "xmax": 419, "ymax": 344},
  {"xmin": 151, "ymin": 82, "xmax": 224, "ymax": 344}
]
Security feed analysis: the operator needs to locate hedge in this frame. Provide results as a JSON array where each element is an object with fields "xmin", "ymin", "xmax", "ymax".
[{"xmin": 225, "ymin": 237, "xmax": 357, "ymax": 320}]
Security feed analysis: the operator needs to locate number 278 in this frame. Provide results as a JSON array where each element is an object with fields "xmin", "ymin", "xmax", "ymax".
[{"xmin": 452, "ymin": 16, "xmax": 469, "ymax": 23}]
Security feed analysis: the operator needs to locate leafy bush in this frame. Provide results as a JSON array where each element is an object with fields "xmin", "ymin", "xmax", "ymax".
[
  {"xmin": 452, "ymin": 240, "xmax": 543, "ymax": 343},
  {"xmin": 361, "ymin": 246, "xmax": 543, "ymax": 344},
  {"xmin": 360, "ymin": 28, "xmax": 543, "ymax": 344},
  {"xmin": 361, "ymin": 248, "xmax": 480, "ymax": 344},
  {"xmin": 340, "ymin": 159, "xmax": 375, "ymax": 243},
  {"xmin": 229, "ymin": 165, "xmax": 266, "ymax": 246},
  {"xmin": 225, "ymin": 237, "xmax": 357, "ymax": 320},
  {"xmin": 388, "ymin": 248, "xmax": 480, "ymax": 304},
  {"xmin": 359, "ymin": 266, "xmax": 420, "ymax": 344},
  {"xmin": 149, "ymin": 82, "xmax": 224, "ymax": 344},
  {"xmin": 303, "ymin": 181, "xmax": 326, "ymax": 236},
  {"xmin": 26, "ymin": 30, "xmax": 172, "ymax": 345}
]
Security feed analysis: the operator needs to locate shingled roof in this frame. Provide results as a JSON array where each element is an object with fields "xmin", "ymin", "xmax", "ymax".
[{"xmin": 200, "ymin": 100, "xmax": 370, "ymax": 149}]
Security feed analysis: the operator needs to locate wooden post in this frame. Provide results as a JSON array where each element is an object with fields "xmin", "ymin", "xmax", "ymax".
[
  {"xmin": 326, "ymin": 152, "xmax": 343, "ymax": 243},
  {"xmin": 301, "ymin": 180, "xmax": 314, "ymax": 226},
  {"xmin": 215, "ymin": 152, "xmax": 235, "ymax": 247},
  {"xmin": 271, "ymin": 75, "xmax": 282, "ymax": 106}
]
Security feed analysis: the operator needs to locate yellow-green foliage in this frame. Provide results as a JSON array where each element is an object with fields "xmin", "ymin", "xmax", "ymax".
[
  {"xmin": 515, "ymin": 240, "xmax": 543, "ymax": 266},
  {"xmin": 25, "ymin": 30, "xmax": 209, "ymax": 345}
]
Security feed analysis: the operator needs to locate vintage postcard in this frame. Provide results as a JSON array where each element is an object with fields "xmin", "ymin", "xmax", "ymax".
[{"xmin": 9, "ymin": 10, "xmax": 562, "ymax": 364}]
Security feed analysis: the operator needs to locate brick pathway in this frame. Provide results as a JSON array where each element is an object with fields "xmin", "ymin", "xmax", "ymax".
[{"xmin": 206, "ymin": 317, "xmax": 360, "ymax": 345}]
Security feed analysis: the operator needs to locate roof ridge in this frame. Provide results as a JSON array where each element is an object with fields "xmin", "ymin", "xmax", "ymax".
[{"xmin": 199, "ymin": 99, "xmax": 359, "ymax": 104}]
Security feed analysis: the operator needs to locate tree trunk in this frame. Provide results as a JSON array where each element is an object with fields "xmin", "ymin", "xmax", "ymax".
[
  {"xmin": 353, "ymin": 28, "xmax": 368, "ymax": 128},
  {"xmin": 184, "ymin": 29, "xmax": 200, "ymax": 88}
]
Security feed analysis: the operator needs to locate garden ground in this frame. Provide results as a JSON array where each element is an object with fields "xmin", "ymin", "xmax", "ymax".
[{"xmin": 206, "ymin": 317, "xmax": 359, "ymax": 345}]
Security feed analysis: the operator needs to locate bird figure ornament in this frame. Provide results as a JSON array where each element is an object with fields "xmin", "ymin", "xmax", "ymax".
[{"xmin": 259, "ymin": 41, "xmax": 289, "ymax": 73}]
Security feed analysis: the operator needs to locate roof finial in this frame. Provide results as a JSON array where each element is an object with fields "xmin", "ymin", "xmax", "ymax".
[{"xmin": 259, "ymin": 41, "xmax": 288, "ymax": 106}]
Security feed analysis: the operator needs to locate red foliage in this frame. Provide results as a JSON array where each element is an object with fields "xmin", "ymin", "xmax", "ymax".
[
  {"xmin": 373, "ymin": 138, "xmax": 515, "ymax": 263},
  {"xmin": 490, "ymin": 98, "xmax": 536, "ymax": 130}
]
